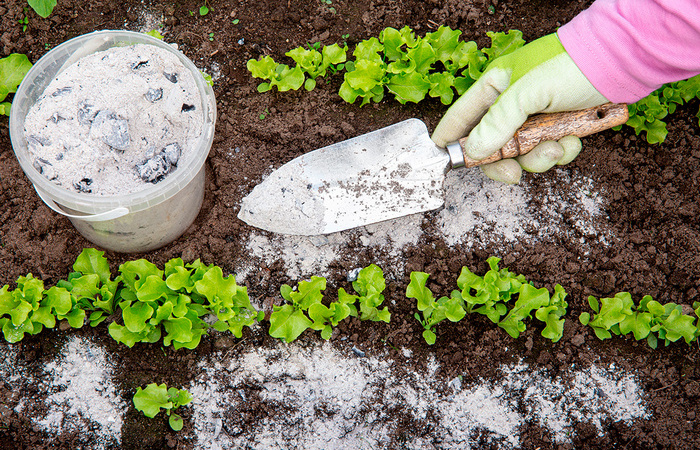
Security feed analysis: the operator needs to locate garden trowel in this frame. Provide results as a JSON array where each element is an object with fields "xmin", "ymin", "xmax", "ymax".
[{"xmin": 238, "ymin": 103, "xmax": 628, "ymax": 235}]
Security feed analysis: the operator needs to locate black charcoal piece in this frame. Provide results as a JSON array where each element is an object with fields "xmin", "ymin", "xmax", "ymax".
[
  {"xmin": 91, "ymin": 110, "xmax": 130, "ymax": 150},
  {"xmin": 135, "ymin": 143, "xmax": 181, "ymax": 183},
  {"xmin": 74, "ymin": 178, "xmax": 93, "ymax": 193},
  {"xmin": 77, "ymin": 102, "xmax": 98, "ymax": 125},
  {"xmin": 132, "ymin": 60, "xmax": 149, "ymax": 70},
  {"xmin": 181, "ymin": 103, "xmax": 195, "ymax": 112},
  {"xmin": 27, "ymin": 135, "xmax": 51, "ymax": 147},
  {"xmin": 144, "ymin": 87, "xmax": 163, "ymax": 102},
  {"xmin": 50, "ymin": 112, "xmax": 65, "ymax": 123},
  {"xmin": 32, "ymin": 158, "xmax": 52, "ymax": 174},
  {"xmin": 161, "ymin": 143, "xmax": 181, "ymax": 166},
  {"xmin": 51, "ymin": 86, "xmax": 72, "ymax": 97},
  {"xmin": 163, "ymin": 72, "xmax": 178, "ymax": 83},
  {"xmin": 136, "ymin": 155, "xmax": 169, "ymax": 183}
]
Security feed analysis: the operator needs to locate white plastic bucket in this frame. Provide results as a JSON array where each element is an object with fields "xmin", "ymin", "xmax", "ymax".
[{"xmin": 9, "ymin": 30, "xmax": 216, "ymax": 253}]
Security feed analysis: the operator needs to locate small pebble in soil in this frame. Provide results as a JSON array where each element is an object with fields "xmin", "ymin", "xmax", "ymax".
[
  {"xmin": 351, "ymin": 346, "xmax": 365, "ymax": 357},
  {"xmin": 448, "ymin": 377, "xmax": 462, "ymax": 392},
  {"xmin": 347, "ymin": 268, "xmax": 361, "ymax": 282}
]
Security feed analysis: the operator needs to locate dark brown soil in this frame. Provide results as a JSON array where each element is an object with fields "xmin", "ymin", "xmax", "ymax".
[{"xmin": 1, "ymin": 0, "xmax": 700, "ymax": 449}]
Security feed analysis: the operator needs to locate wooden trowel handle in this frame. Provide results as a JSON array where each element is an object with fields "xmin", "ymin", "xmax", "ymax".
[{"xmin": 458, "ymin": 102, "xmax": 629, "ymax": 168}]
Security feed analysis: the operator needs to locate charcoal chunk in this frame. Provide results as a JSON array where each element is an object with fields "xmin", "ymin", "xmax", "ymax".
[
  {"xmin": 77, "ymin": 102, "xmax": 98, "ymax": 125},
  {"xmin": 161, "ymin": 143, "xmax": 181, "ymax": 166},
  {"xmin": 27, "ymin": 135, "xmax": 51, "ymax": 147},
  {"xmin": 74, "ymin": 178, "xmax": 93, "ymax": 193},
  {"xmin": 163, "ymin": 72, "xmax": 178, "ymax": 83},
  {"xmin": 90, "ymin": 110, "xmax": 130, "ymax": 150},
  {"xmin": 33, "ymin": 158, "xmax": 57, "ymax": 180},
  {"xmin": 144, "ymin": 87, "xmax": 163, "ymax": 103},
  {"xmin": 181, "ymin": 103, "xmax": 195, "ymax": 112},
  {"xmin": 33, "ymin": 158, "xmax": 52, "ymax": 173},
  {"xmin": 132, "ymin": 60, "xmax": 149, "ymax": 70},
  {"xmin": 136, "ymin": 156, "xmax": 169, "ymax": 183},
  {"xmin": 50, "ymin": 112, "xmax": 65, "ymax": 123},
  {"xmin": 51, "ymin": 86, "xmax": 72, "ymax": 97},
  {"xmin": 135, "ymin": 143, "xmax": 181, "ymax": 183}
]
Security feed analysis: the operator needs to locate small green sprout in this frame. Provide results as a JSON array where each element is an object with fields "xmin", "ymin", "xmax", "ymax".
[
  {"xmin": 259, "ymin": 108, "xmax": 269, "ymax": 120},
  {"xmin": 18, "ymin": 16, "xmax": 29, "ymax": 32},
  {"xmin": 232, "ymin": 18, "xmax": 240, "ymax": 25},
  {"xmin": 199, "ymin": 4, "xmax": 209, "ymax": 16},
  {"xmin": 208, "ymin": 32, "xmax": 215, "ymax": 41}
]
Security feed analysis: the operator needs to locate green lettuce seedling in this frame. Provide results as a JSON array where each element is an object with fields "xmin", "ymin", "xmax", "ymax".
[
  {"xmin": 269, "ymin": 276, "xmax": 326, "ymax": 342},
  {"xmin": 0, "ymin": 53, "xmax": 33, "ymax": 116},
  {"xmin": 109, "ymin": 257, "xmax": 262, "ymax": 349},
  {"xmin": 338, "ymin": 264, "xmax": 390, "ymax": 323},
  {"xmin": 410, "ymin": 257, "xmax": 568, "ymax": 345},
  {"xmin": 286, "ymin": 43, "xmax": 347, "ymax": 91},
  {"xmin": 133, "ymin": 383, "xmax": 193, "ymax": 431},
  {"xmin": 408, "ymin": 271, "xmax": 465, "ymax": 345},
  {"xmin": 247, "ymin": 55, "xmax": 305, "ymax": 93},
  {"xmin": 616, "ymin": 74, "xmax": 700, "ymax": 144},
  {"xmin": 269, "ymin": 264, "xmax": 389, "ymax": 342},
  {"xmin": 580, "ymin": 292, "xmax": 698, "ymax": 348},
  {"xmin": 27, "ymin": 0, "xmax": 57, "ymax": 18}
]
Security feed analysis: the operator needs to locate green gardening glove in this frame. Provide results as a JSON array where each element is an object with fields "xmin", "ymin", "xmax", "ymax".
[{"xmin": 431, "ymin": 33, "xmax": 609, "ymax": 184}]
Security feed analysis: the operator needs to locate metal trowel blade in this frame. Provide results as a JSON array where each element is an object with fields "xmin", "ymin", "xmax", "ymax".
[{"xmin": 238, "ymin": 118, "xmax": 451, "ymax": 235}]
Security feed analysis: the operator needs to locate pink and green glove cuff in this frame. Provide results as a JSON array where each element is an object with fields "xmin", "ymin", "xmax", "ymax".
[{"xmin": 431, "ymin": 33, "xmax": 609, "ymax": 184}]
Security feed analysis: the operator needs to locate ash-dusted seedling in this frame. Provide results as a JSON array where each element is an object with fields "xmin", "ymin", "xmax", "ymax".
[{"xmin": 136, "ymin": 143, "xmax": 181, "ymax": 183}]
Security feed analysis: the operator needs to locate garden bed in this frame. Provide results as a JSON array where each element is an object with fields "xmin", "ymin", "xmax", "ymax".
[{"xmin": 1, "ymin": 0, "xmax": 699, "ymax": 449}]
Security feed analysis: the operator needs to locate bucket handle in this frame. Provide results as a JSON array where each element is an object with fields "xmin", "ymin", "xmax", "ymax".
[{"xmin": 34, "ymin": 187, "xmax": 130, "ymax": 222}]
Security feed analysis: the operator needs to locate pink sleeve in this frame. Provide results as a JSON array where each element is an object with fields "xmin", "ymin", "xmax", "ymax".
[{"xmin": 557, "ymin": 0, "xmax": 700, "ymax": 103}]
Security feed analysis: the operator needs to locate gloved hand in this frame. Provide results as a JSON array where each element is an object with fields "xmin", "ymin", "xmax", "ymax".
[{"xmin": 431, "ymin": 33, "xmax": 609, "ymax": 184}]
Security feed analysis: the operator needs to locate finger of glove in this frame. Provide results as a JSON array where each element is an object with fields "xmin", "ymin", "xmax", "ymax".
[
  {"xmin": 516, "ymin": 141, "xmax": 564, "ymax": 173},
  {"xmin": 479, "ymin": 159, "xmax": 523, "ymax": 185},
  {"xmin": 556, "ymin": 135, "xmax": 582, "ymax": 165},
  {"xmin": 430, "ymin": 68, "xmax": 511, "ymax": 148}
]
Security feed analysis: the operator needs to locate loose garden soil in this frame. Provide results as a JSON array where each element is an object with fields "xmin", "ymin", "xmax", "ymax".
[{"xmin": 1, "ymin": 0, "xmax": 699, "ymax": 449}]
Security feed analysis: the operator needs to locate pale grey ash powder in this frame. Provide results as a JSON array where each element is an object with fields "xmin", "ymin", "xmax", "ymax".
[{"xmin": 24, "ymin": 43, "xmax": 203, "ymax": 196}]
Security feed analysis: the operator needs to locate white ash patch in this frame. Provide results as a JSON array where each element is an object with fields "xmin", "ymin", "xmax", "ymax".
[
  {"xmin": 189, "ymin": 342, "xmax": 649, "ymax": 449},
  {"xmin": 243, "ymin": 213, "xmax": 422, "ymax": 279},
  {"xmin": 0, "ymin": 343, "xmax": 27, "ymax": 387},
  {"xmin": 438, "ymin": 168, "xmax": 533, "ymax": 247},
  {"xmin": 189, "ymin": 341, "xmax": 396, "ymax": 450},
  {"xmin": 32, "ymin": 336, "xmax": 126, "ymax": 448},
  {"xmin": 437, "ymin": 167, "xmax": 616, "ymax": 252},
  {"xmin": 24, "ymin": 43, "xmax": 203, "ymax": 196}
]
